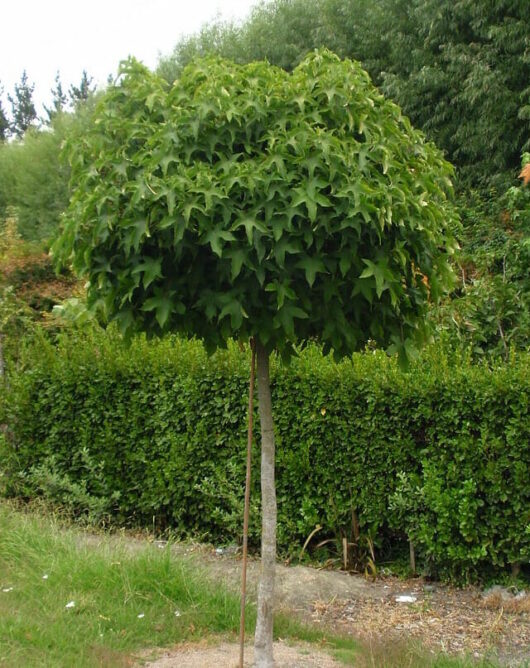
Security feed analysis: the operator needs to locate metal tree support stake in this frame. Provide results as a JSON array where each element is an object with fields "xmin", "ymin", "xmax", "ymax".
[{"xmin": 239, "ymin": 338, "xmax": 256, "ymax": 668}]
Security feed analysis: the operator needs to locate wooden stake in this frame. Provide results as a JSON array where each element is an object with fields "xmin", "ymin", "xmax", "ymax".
[
  {"xmin": 239, "ymin": 339, "xmax": 256, "ymax": 668},
  {"xmin": 342, "ymin": 536, "xmax": 349, "ymax": 570}
]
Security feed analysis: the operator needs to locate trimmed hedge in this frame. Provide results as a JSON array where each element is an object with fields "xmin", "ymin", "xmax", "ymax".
[{"xmin": 1, "ymin": 330, "xmax": 529, "ymax": 581}]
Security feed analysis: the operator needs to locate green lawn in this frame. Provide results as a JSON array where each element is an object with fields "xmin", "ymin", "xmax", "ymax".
[{"xmin": 0, "ymin": 502, "xmax": 498, "ymax": 667}]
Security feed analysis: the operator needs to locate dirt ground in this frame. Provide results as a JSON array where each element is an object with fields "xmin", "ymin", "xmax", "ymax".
[
  {"xmin": 142, "ymin": 639, "xmax": 344, "ymax": 667},
  {"xmin": 311, "ymin": 581, "xmax": 529, "ymax": 667},
  {"xmin": 82, "ymin": 534, "xmax": 529, "ymax": 667},
  {"xmin": 157, "ymin": 541, "xmax": 529, "ymax": 666}
]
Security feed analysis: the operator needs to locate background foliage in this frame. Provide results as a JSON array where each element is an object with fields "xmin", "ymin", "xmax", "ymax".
[
  {"xmin": 2, "ymin": 331, "xmax": 528, "ymax": 582},
  {"xmin": 0, "ymin": 74, "xmax": 96, "ymax": 241},
  {"xmin": 159, "ymin": 0, "xmax": 530, "ymax": 190},
  {"xmin": 433, "ymin": 158, "xmax": 530, "ymax": 358}
]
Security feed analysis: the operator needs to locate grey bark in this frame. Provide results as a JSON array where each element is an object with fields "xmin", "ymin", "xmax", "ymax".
[{"xmin": 254, "ymin": 341, "xmax": 277, "ymax": 667}]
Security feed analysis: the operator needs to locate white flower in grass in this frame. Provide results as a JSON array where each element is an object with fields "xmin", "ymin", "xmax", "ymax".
[{"xmin": 65, "ymin": 601, "xmax": 75, "ymax": 609}]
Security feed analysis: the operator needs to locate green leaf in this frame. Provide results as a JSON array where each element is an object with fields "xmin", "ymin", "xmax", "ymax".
[
  {"xmin": 122, "ymin": 219, "xmax": 149, "ymax": 254},
  {"xmin": 360, "ymin": 258, "xmax": 392, "ymax": 298},
  {"xmin": 339, "ymin": 251, "xmax": 353, "ymax": 277},
  {"xmin": 131, "ymin": 257, "xmax": 162, "ymax": 289},
  {"xmin": 142, "ymin": 295, "xmax": 173, "ymax": 328},
  {"xmin": 296, "ymin": 256, "xmax": 326, "ymax": 287},
  {"xmin": 291, "ymin": 187, "xmax": 317, "ymax": 223},
  {"xmin": 226, "ymin": 248, "xmax": 248, "ymax": 280},
  {"xmin": 231, "ymin": 216, "xmax": 267, "ymax": 244},
  {"xmin": 202, "ymin": 227, "xmax": 236, "ymax": 257},
  {"xmin": 352, "ymin": 278, "xmax": 374, "ymax": 303},
  {"xmin": 265, "ymin": 280, "xmax": 296, "ymax": 309},
  {"xmin": 159, "ymin": 154, "xmax": 179, "ymax": 175},
  {"xmin": 219, "ymin": 299, "xmax": 244, "ymax": 329},
  {"xmin": 145, "ymin": 91, "xmax": 159, "ymax": 111},
  {"xmin": 274, "ymin": 303, "xmax": 308, "ymax": 337},
  {"xmin": 274, "ymin": 238, "xmax": 301, "ymax": 267}
]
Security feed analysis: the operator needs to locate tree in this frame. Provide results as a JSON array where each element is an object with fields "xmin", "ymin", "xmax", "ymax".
[
  {"xmin": 0, "ymin": 83, "xmax": 9, "ymax": 141},
  {"xmin": 44, "ymin": 71, "xmax": 67, "ymax": 122},
  {"xmin": 54, "ymin": 52, "xmax": 458, "ymax": 666},
  {"xmin": 8, "ymin": 70, "xmax": 37, "ymax": 137},
  {"xmin": 0, "ymin": 107, "xmax": 94, "ymax": 240},
  {"xmin": 158, "ymin": 0, "xmax": 338, "ymax": 81},
  {"xmin": 69, "ymin": 70, "xmax": 94, "ymax": 106},
  {"xmin": 378, "ymin": 0, "xmax": 530, "ymax": 189}
]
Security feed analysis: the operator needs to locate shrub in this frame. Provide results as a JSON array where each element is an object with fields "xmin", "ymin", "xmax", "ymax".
[{"xmin": 1, "ymin": 330, "xmax": 528, "ymax": 581}]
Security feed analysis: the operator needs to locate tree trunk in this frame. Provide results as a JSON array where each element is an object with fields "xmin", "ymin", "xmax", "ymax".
[{"xmin": 254, "ymin": 341, "xmax": 277, "ymax": 667}]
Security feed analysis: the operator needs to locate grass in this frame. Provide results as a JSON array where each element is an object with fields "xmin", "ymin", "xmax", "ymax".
[
  {"xmin": 0, "ymin": 502, "xmax": 251, "ymax": 666},
  {"xmin": 0, "ymin": 501, "xmax": 357, "ymax": 667},
  {"xmin": 0, "ymin": 502, "xmax": 501, "ymax": 667}
]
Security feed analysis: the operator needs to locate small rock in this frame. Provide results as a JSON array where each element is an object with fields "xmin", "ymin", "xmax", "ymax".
[
  {"xmin": 215, "ymin": 544, "xmax": 239, "ymax": 556},
  {"xmin": 482, "ymin": 585, "xmax": 513, "ymax": 601}
]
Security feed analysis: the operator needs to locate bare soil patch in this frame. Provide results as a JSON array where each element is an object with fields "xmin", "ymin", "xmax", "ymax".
[{"xmin": 142, "ymin": 639, "xmax": 343, "ymax": 667}]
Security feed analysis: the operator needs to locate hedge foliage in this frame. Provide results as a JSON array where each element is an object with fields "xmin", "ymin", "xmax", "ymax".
[{"xmin": 1, "ymin": 330, "xmax": 528, "ymax": 581}]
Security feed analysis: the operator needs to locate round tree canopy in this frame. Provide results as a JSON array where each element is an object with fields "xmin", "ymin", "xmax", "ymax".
[{"xmin": 56, "ymin": 50, "xmax": 458, "ymax": 360}]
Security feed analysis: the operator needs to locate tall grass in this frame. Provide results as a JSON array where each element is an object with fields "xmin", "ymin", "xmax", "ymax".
[{"xmin": 0, "ymin": 502, "xmax": 250, "ymax": 666}]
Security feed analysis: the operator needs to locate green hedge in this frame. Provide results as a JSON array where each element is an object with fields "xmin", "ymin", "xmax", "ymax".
[{"xmin": 1, "ymin": 330, "xmax": 529, "ymax": 581}]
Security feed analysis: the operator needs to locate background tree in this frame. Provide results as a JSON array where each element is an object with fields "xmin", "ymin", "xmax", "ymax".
[
  {"xmin": 378, "ymin": 0, "xmax": 530, "ymax": 190},
  {"xmin": 159, "ymin": 0, "xmax": 530, "ymax": 189},
  {"xmin": 69, "ymin": 70, "xmax": 94, "ymax": 107},
  {"xmin": 44, "ymin": 71, "xmax": 67, "ymax": 122},
  {"xmin": 55, "ymin": 52, "xmax": 458, "ymax": 665},
  {"xmin": 8, "ymin": 70, "xmax": 37, "ymax": 138},
  {"xmin": 0, "ymin": 107, "xmax": 96, "ymax": 240},
  {"xmin": 0, "ymin": 83, "xmax": 9, "ymax": 141}
]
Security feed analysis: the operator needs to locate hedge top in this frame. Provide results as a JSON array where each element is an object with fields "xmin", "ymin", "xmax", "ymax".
[{"xmin": 55, "ymin": 50, "xmax": 458, "ymax": 360}]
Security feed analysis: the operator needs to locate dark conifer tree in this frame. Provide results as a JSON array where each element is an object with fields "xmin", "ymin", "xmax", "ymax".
[
  {"xmin": 0, "ymin": 83, "xmax": 9, "ymax": 141},
  {"xmin": 44, "ymin": 71, "xmax": 68, "ymax": 122},
  {"xmin": 69, "ymin": 70, "xmax": 94, "ymax": 106},
  {"xmin": 8, "ymin": 70, "xmax": 37, "ymax": 137}
]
